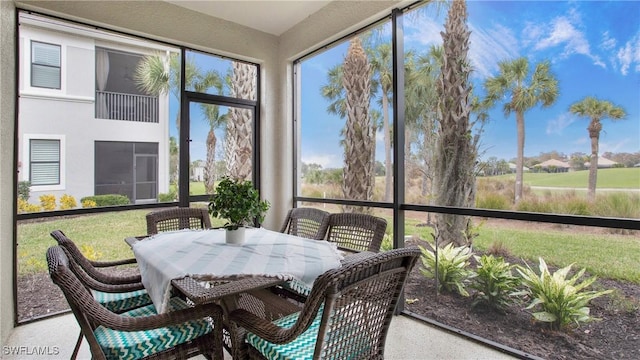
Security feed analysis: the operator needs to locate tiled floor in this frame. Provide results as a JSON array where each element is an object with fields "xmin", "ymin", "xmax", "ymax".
[{"xmin": 4, "ymin": 313, "xmax": 516, "ymax": 359}]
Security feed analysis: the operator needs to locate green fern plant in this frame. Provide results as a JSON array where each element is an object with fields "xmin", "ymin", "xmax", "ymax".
[
  {"xmin": 514, "ymin": 257, "xmax": 613, "ymax": 330},
  {"xmin": 419, "ymin": 243, "xmax": 475, "ymax": 296},
  {"xmin": 471, "ymin": 255, "xmax": 520, "ymax": 312}
]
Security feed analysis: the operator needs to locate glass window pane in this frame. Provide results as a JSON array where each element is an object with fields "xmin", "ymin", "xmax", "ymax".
[
  {"xmin": 185, "ymin": 50, "xmax": 257, "ymax": 101},
  {"xmin": 297, "ymin": 20, "xmax": 393, "ymax": 204},
  {"xmin": 31, "ymin": 64, "xmax": 60, "ymax": 88},
  {"xmin": 32, "ymin": 41, "xmax": 60, "ymax": 65}
]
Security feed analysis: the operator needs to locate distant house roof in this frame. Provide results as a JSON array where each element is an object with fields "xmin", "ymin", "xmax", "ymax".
[
  {"xmin": 508, "ymin": 162, "xmax": 529, "ymax": 171},
  {"xmin": 535, "ymin": 159, "xmax": 571, "ymax": 168},
  {"xmin": 585, "ymin": 157, "xmax": 618, "ymax": 168}
]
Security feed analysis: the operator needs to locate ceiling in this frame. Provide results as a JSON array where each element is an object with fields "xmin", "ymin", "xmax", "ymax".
[{"xmin": 165, "ymin": 1, "xmax": 332, "ymax": 36}]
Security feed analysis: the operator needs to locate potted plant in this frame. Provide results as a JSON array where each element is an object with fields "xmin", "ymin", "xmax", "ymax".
[{"xmin": 208, "ymin": 176, "xmax": 270, "ymax": 244}]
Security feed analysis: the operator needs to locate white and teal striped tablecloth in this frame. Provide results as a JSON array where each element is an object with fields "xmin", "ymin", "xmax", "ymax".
[{"xmin": 132, "ymin": 227, "xmax": 343, "ymax": 313}]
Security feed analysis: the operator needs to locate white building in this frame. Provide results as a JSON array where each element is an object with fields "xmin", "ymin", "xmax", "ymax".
[{"xmin": 18, "ymin": 13, "xmax": 175, "ymax": 205}]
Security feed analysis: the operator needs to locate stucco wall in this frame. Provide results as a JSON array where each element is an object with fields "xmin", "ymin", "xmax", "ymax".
[{"xmin": 1, "ymin": 0, "xmax": 17, "ymax": 347}]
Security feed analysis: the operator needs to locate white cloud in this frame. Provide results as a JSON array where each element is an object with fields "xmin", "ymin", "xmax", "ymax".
[
  {"xmin": 526, "ymin": 13, "xmax": 605, "ymax": 69},
  {"xmin": 600, "ymin": 31, "xmax": 617, "ymax": 51},
  {"xmin": 599, "ymin": 138, "xmax": 631, "ymax": 154},
  {"xmin": 616, "ymin": 32, "xmax": 640, "ymax": 76},
  {"xmin": 468, "ymin": 23, "xmax": 519, "ymax": 78},
  {"xmin": 404, "ymin": 17, "xmax": 442, "ymax": 47},
  {"xmin": 301, "ymin": 153, "xmax": 341, "ymax": 169},
  {"xmin": 546, "ymin": 113, "xmax": 578, "ymax": 135}
]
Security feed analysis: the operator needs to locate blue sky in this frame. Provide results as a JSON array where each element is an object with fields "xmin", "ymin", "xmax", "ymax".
[{"xmin": 299, "ymin": 0, "xmax": 640, "ymax": 169}]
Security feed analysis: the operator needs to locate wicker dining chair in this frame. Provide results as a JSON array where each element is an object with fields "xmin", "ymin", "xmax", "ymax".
[
  {"xmin": 326, "ymin": 212, "xmax": 388, "ymax": 253},
  {"xmin": 51, "ymin": 230, "xmax": 153, "ymax": 358},
  {"xmin": 279, "ymin": 207, "xmax": 330, "ymax": 240},
  {"xmin": 46, "ymin": 245, "xmax": 224, "ymax": 360},
  {"xmin": 228, "ymin": 247, "xmax": 421, "ymax": 360},
  {"xmin": 146, "ymin": 207, "xmax": 212, "ymax": 235}
]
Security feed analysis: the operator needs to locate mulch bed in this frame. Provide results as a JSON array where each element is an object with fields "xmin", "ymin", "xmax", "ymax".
[{"xmin": 403, "ymin": 237, "xmax": 640, "ymax": 360}]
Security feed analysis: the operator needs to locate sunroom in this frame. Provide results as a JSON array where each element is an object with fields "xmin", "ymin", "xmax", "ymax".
[{"xmin": 1, "ymin": 1, "xmax": 638, "ymax": 359}]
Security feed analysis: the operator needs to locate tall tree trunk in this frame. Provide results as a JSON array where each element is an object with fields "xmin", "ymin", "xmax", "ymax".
[
  {"xmin": 514, "ymin": 111, "xmax": 525, "ymax": 203},
  {"xmin": 342, "ymin": 38, "xmax": 374, "ymax": 214},
  {"xmin": 205, "ymin": 130, "xmax": 216, "ymax": 193},
  {"xmin": 226, "ymin": 62, "xmax": 255, "ymax": 180},
  {"xmin": 433, "ymin": 0, "xmax": 475, "ymax": 246},
  {"xmin": 587, "ymin": 120, "xmax": 602, "ymax": 201}
]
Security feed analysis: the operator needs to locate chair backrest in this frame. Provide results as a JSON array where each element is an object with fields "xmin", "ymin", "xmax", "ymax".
[
  {"xmin": 50, "ymin": 230, "xmax": 140, "ymax": 285},
  {"xmin": 279, "ymin": 207, "xmax": 330, "ymax": 240},
  {"xmin": 326, "ymin": 213, "xmax": 387, "ymax": 252},
  {"xmin": 46, "ymin": 245, "xmax": 124, "ymax": 359},
  {"xmin": 273, "ymin": 247, "xmax": 420, "ymax": 359},
  {"xmin": 146, "ymin": 207, "xmax": 212, "ymax": 235},
  {"xmin": 47, "ymin": 245, "xmax": 221, "ymax": 360}
]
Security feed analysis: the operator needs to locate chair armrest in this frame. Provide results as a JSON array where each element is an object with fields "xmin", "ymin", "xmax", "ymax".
[
  {"xmin": 229, "ymin": 308, "xmax": 302, "ymax": 344},
  {"xmin": 91, "ymin": 257, "xmax": 137, "ymax": 267},
  {"xmin": 102, "ymin": 302, "xmax": 222, "ymax": 332}
]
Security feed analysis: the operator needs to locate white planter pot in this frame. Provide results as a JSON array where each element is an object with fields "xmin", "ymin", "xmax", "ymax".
[{"xmin": 225, "ymin": 227, "xmax": 245, "ymax": 245}]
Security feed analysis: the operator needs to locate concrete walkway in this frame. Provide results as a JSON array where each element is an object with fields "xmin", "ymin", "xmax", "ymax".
[{"xmin": 4, "ymin": 313, "xmax": 517, "ymax": 359}]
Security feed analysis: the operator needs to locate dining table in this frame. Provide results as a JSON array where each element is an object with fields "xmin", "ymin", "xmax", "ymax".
[{"xmin": 130, "ymin": 227, "xmax": 344, "ymax": 314}]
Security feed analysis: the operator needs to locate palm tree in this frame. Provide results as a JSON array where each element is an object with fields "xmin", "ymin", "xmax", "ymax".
[
  {"xmin": 367, "ymin": 43, "xmax": 393, "ymax": 202},
  {"xmin": 432, "ymin": 0, "xmax": 477, "ymax": 246},
  {"xmin": 569, "ymin": 97, "xmax": 626, "ymax": 200},
  {"xmin": 136, "ymin": 53, "xmax": 222, "ymax": 193},
  {"xmin": 342, "ymin": 37, "xmax": 374, "ymax": 213},
  {"xmin": 225, "ymin": 61, "xmax": 256, "ymax": 181},
  {"xmin": 484, "ymin": 57, "xmax": 558, "ymax": 203},
  {"xmin": 201, "ymin": 102, "xmax": 227, "ymax": 193}
]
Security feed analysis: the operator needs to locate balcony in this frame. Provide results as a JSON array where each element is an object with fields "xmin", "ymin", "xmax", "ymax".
[
  {"xmin": 4, "ymin": 313, "xmax": 518, "ymax": 359},
  {"xmin": 95, "ymin": 91, "xmax": 159, "ymax": 123}
]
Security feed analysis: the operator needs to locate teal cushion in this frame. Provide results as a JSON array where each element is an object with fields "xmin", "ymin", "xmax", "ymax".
[
  {"xmin": 94, "ymin": 297, "xmax": 212, "ymax": 360},
  {"xmin": 92, "ymin": 289, "xmax": 152, "ymax": 313},
  {"xmin": 246, "ymin": 305, "xmax": 324, "ymax": 360}
]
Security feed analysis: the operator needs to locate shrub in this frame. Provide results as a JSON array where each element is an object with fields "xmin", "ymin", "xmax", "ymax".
[
  {"xmin": 593, "ymin": 192, "xmax": 639, "ymax": 219},
  {"xmin": 516, "ymin": 198, "xmax": 554, "ymax": 213},
  {"xmin": 158, "ymin": 190, "xmax": 177, "ymax": 202},
  {"xmin": 80, "ymin": 194, "xmax": 130, "ymax": 206},
  {"xmin": 514, "ymin": 257, "xmax": 613, "ymax": 330},
  {"xmin": 380, "ymin": 233, "xmax": 393, "ymax": 252},
  {"xmin": 81, "ymin": 199, "xmax": 97, "ymax": 208},
  {"xmin": 476, "ymin": 193, "xmax": 510, "ymax": 210},
  {"xmin": 17, "ymin": 198, "xmax": 41, "ymax": 213},
  {"xmin": 18, "ymin": 181, "xmax": 31, "ymax": 201},
  {"xmin": 484, "ymin": 240, "xmax": 512, "ymax": 258},
  {"xmin": 419, "ymin": 242, "xmax": 476, "ymax": 296},
  {"xmin": 39, "ymin": 194, "xmax": 56, "ymax": 211},
  {"xmin": 471, "ymin": 255, "xmax": 520, "ymax": 312},
  {"xmin": 59, "ymin": 194, "xmax": 78, "ymax": 210}
]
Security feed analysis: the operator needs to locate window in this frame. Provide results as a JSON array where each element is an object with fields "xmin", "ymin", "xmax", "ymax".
[
  {"xmin": 31, "ymin": 41, "xmax": 61, "ymax": 89},
  {"xmin": 29, "ymin": 139, "xmax": 60, "ymax": 185}
]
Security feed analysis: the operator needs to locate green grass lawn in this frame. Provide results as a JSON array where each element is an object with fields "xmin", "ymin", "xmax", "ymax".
[
  {"xmin": 18, "ymin": 208, "xmax": 639, "ymax": 287},
  {"xmin": 490, "ymin": 167, "xmax": 640, "ymax": 188}
]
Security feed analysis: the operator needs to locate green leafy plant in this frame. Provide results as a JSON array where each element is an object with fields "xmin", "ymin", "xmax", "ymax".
[
  {"xmin": 419, "ymin": 242, "xmax": 475, "ymax": 296},
  {"xmin": 208, "ymin": 177, "xmax": 270, "ymax": 230},
  {"xmin": 18, "ymin": 181, "xmax": 31, "ymax": 201},
  {"xmin": 80, "ymin": 194, "xmax": 130, "ymax": 206},
  {"xmin": 514, "ymin": 257, "xmax": 613, "ymax": 330},
  {"xmin": 471, "ymin": 255, "xmax": 520, "ymax": 312}
]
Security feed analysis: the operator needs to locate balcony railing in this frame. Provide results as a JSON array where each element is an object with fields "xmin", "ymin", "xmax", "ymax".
[{"xmin": 96, "ymin": 91, "xmax": 159, "ymax": 123}]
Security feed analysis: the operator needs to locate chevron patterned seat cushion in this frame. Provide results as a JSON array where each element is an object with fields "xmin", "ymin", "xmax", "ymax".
[
  {"xmin": 92, "ymin": 289, "xmax": 152, "ymax": 313},
  {"xmin": 246, "ymin": 305, "xmax": 325, "ymax": 360},
  {"xmin": 94, "ymin": 297, "xmax": 212, "ymax": 360}
]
